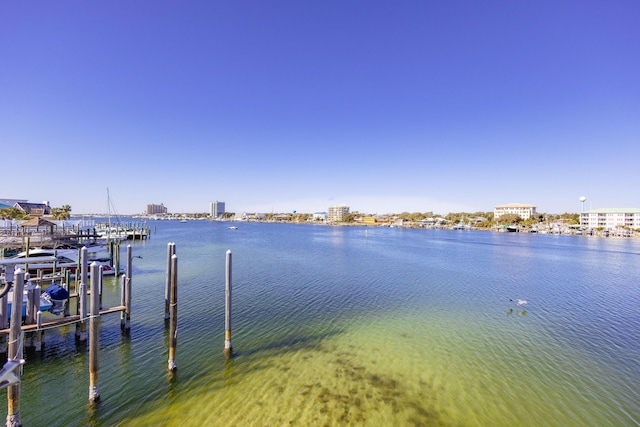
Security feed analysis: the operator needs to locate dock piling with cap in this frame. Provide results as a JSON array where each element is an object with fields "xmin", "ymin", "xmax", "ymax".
[
  {"xmin": 167, "ymin": 253, "xmax": 178, "ymax": 371},
  {"xmin": 224, "ymin": 249, "xmax": 233, "ymax": 359}
]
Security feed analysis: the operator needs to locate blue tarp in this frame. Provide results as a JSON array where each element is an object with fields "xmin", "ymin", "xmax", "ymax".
[{"xmin": 43, "ymin": 283, "xmax": 69, "ymax": 300}]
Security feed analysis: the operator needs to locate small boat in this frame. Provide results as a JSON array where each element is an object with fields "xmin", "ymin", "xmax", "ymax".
[
  {"xmin": 228, "ymin": 226, "xmax": 238, "ymax": 230},
  {"xmin": 6, "ymin": 248, "xmax": 116, "ymax": 278},
  {"xmin": 5, "ymin": 248, "xmax": 77, "ymax": 277},
  {"xmin": 7, "ymin": 288, "xmax": 54, "ymax": 319}
]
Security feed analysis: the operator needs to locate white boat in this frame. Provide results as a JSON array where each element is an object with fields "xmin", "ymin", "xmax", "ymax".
[
  {"xmin": 4, "ymin": 247, "xmax": 116, "ymax": 278},
  {"xmin": 228, "ymin": 226, "xmax": 238, "ymax": 230},
  {"xmin": 4, "ymin": 249, "xmax": 77, "ymax": 277}
]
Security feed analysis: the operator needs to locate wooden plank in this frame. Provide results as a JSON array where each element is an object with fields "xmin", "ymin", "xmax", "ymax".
[{"xmin": 0, "ymin": 305, "xmax": 126, "ymax": 335}]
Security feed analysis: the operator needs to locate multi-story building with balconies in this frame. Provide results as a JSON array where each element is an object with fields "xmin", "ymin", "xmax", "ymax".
[
  {"xmin": 494, "ymin": 203, "xmax": 537, "ymax": 220},
  {"xmin": 146, "ymin": 203, "xmax": 167, "ymax": 215},
  {"xmin": 327, "ymin": 205, "xmax": 349, "ymax": 222},
  {"xmin": 580, "ymin": 208, "xmax": 640, "ymax": 230}
]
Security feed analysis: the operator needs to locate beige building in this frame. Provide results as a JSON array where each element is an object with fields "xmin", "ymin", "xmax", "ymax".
[
  {"xmin": 494, "ymin": 203, "xmax": 537, "ymax": 220},
  {"xmin": 327, "ymin": 204, "xmax": 349, "ymax": 222}
]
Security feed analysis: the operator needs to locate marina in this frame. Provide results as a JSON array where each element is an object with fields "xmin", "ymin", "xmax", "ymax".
[{"xmin": 0, "ymin": 220, "xmax": 639, "ymax": 426}]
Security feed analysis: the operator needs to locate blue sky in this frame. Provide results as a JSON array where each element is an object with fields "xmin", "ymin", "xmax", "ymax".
[{"xmin": 2, "ymin": 1, "xmax": 638, "ymax": 215}]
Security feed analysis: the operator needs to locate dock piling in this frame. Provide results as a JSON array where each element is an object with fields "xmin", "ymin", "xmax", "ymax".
[
  {"xmin": 164, "ymin": 243, "xmax": 175, "ymax": 320},
  {"xmin": 76, "ymin": 247, "xmax": 88, "ymax": 341},
  {"xmin": 35, "ymin": 311, "xmax": 42, "ymax": 352},
  {"xmin": 124, "ymin": 277, "xmax": 131, "ymax": 332},
  {"xmin": 6, "ymin": 268, "xmax": 24, "ymax": 427},
  {"xmin": 126, "ymin": 245, "xmax": 132, "ymax": 283},
  {"xmin": 167, "ymin": 254, "xmax": 178, "ymax": 371},
  {"xmin": 63, "ymin": 270, "xmax": 71, "ymax": 317},
  {"xmin": 0, "ymin": 287, "xmax": 7, "ymax": 354},
  {"xmin": 33, "ymin": 285, "xmax": 42, "ymax": 351},
  {"xmin": 89, "ymin": 262, "xmax": 101, "ymax": 402},
  {"xmin": 224, "ymin": 249, "xmax": 233, "ymax": 359}
]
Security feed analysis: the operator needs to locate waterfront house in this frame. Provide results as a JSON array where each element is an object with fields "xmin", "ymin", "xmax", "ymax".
[{"xmin": 14, "ymin": 201, "xmax": 51, "ymax": 217}]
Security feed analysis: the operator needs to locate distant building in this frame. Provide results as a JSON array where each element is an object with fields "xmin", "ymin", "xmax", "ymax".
[
  {"xmin": 146, "ymin": 203, "xmax": 167, "ymax": 215},
  {"xmin": 210, "ymin": 201, "xmax": 225, "ymax": 218},
  {"xmin": 327, "ymin": 204, "xmax": 349, "ymax": 222},
  {"xmin": 313, "ymin": 212, "xmax": 327, "ymax": 222},
  {"xmin": 580, "ymin": 208, "xmax": 640, "ymax": 230},
  {"xmin": 494, "ymin": 203, "xmax": 537, "ymax": 220}
]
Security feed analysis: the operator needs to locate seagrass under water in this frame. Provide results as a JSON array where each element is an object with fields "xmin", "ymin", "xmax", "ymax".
[{"xmin": 5, "ymin": 221, "xmax": 640, "ymax": 426}]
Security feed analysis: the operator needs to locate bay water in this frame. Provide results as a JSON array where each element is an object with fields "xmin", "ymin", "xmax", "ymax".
[{"xmin": 4, "ymin": 221, "xmax": 640, "ymax": 426}]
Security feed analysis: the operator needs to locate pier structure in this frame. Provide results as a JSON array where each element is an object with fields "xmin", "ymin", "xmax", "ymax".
[
  {"xmin": 0, "ymin": 246, "xmax": 133, "ymax": 354},
  {"xmin": 0, "ymin": 241, "xmax": 238, "ymax": 420}
]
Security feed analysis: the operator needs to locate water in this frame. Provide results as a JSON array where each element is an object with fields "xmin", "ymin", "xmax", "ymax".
[{"xmin": 3, "ymin": 221, "xmax": 640, "ymax": 426}]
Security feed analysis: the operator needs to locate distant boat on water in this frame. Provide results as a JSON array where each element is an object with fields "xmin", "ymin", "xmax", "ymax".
[{"xmin": 228, "ymin": 226, "xmax": 238, "ymax": 230}]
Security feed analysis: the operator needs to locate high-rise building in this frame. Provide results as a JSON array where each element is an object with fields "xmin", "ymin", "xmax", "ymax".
[
  {"xmin": 210, "ymin": 201, "xmax": 226, "ymax": 218},
  {"xmin": 327, "ymin": 204, "xmax": 349, "ymax": 222},
  {"xmin": 146, "ymin": 203, "xmax": 167, "ymax": 215}
]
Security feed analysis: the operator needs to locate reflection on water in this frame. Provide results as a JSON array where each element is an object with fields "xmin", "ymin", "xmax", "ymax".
[{"xmin": 5, "ymin": 222, "xmax": 640, "ymax": 426}]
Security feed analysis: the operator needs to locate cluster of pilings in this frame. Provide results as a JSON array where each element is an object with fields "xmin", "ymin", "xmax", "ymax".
[
  {"xmin": 1, "ymin": 245, "xmax": 133, "ymax": 426},
  {"xmin": 1, "ymin": 242, "xmax": 234, "ymax": 426},
  {"xmin": 163, "ymin": 244, "xmax": 233, "ymax": 375}
]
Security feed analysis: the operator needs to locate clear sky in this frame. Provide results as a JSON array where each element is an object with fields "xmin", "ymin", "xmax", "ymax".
[{"xmin": 2, "ymin": 1, "xmax": 638, "ymax": 215}]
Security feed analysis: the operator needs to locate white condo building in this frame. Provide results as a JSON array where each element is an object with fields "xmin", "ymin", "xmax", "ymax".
[
  {"xmin": 580, "ymin": 208, "xmax": 640, "ymax": 230},
  {"xmin": 494, "ymin": 203, "xmax": 537, "ymax": 220},
  {"xmin": 327, "ymin": 205, "xmax": 349, "ymax": 222}
]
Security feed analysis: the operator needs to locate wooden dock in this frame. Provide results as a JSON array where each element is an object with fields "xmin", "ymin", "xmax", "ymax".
[{"xmin": 0, "ymin": 305, "xmax": 126, "ymax": 335}]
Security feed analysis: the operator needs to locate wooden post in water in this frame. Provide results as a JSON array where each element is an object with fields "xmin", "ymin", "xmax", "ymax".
[
  {"xmin": 64, "ymin": 269, "xmax": 71, "ymax": 317},
  {"xmin": 115, "ymin": 241, "xmax": 121, "ymax": 277},
  {"xmin": 33, "ymin": 285, "xmax": 42, "ymax": 352},
  {"xmin": 6, "ymin": 269, "xmax": 25, "ymax": 427},
  {"xmin": 76, "ymin": 247, "xmax": 88, "ymax": 341},
  {"xmin": 123, "ymin": 277, "xmax": 131, "ymax": 332},
  {"xmin": 108, "ymin": 241, "xmax": 113, "ymax": 268},
  {"xmin": 167, "ymin": 254, "xmax": 178, "ymax": 371},
  {"xmin": 89, "ymin": 262, "xmax": 101, "ymax": 402},
  {"xmin": 120, "ymin": 244, "xmax": 132, "ymax": 332},
  {"xmin": 224, "ymin": 249, "xmax": 233, "ymax": 359},
  {"xmin": 126, "ymin": 244, "xmax": 132, "ymax": 288},
  {"xmin": 0, "ymin": 284, "xmax": 8, "ymax": 354},
  {"xmin": 164, "ymin": 243, "xmax": 175, "ymax": 320}
]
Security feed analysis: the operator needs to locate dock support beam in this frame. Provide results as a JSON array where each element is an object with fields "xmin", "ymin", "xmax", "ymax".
[
  {"xmin": 76, "ymin": 247, "xmax": 88, "ymax": 342},
  {"xmin": 6, "ymin": 269, "xmax": 25, "ymax": 427},
  {"xmin": 164, "ymin": 243, "xmax": 175, "ymax": 320},
  {"xmin": 167, "ymin": 254, "xmax": 178, "ymax": 371},
  {"xmin": 89, "ymin": 263, "xmax": 101, "ymax": 403},
  {"xmin": 224, "ymin": 249, "xmax": 233, "ymax": 359}
]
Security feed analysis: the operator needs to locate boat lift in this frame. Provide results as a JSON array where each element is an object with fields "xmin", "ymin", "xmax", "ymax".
[{"xmin": 0, "ymin": 256, "xmax": 58, "ymax": 298}]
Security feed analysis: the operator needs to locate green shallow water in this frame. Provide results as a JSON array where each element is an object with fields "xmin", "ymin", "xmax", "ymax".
[
  {"xmin": 4, "ymin": 221, "xmax": 640, "ymax": 426},
  {"xmin": 118, "ymin": 308, "xmax": 630, "ymax": 427}
]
